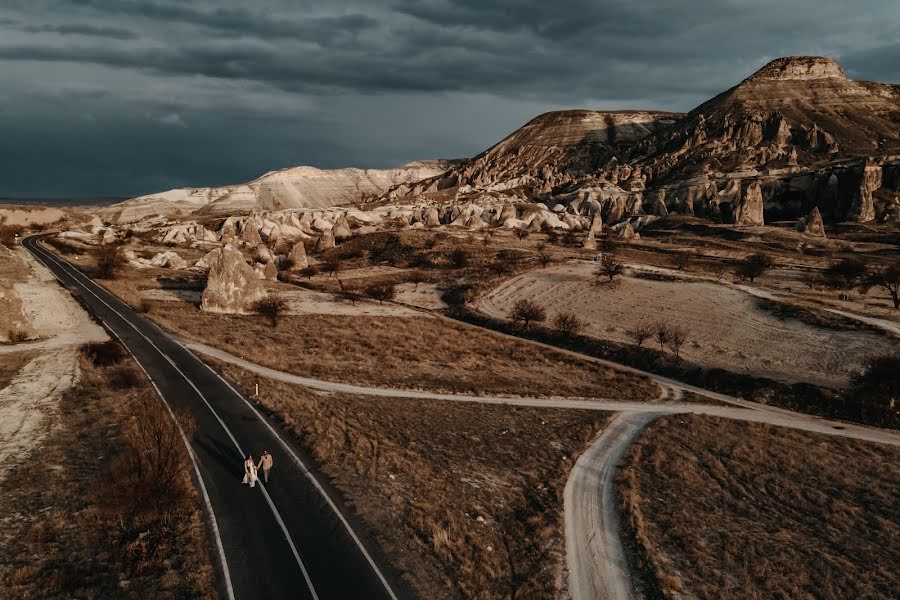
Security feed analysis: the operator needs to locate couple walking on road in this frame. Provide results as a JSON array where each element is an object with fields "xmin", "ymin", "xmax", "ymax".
[{"xmin": 242, "ymin": 451, "xmax": 274, "ymax": 488}]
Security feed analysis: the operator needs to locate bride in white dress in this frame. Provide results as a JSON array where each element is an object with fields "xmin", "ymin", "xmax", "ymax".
[{"xmin": 242, "ymin": 454, "xmax": 259, "ymax": 488}]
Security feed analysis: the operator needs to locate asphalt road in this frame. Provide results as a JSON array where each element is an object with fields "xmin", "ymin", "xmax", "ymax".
[{"xmin": 23, "ymin": 235, "xmax": 402, "ymax": 600}]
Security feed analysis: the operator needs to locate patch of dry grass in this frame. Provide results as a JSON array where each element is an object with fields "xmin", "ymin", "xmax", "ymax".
[
  {"xmin": 151, "ymin": 302, "xmax": 655, "ymax": 399},
  {"xmin": 0, "ymin": 351, "xmax": 36, "ymax": 389},
  {"xmin": 214, "ymin": 359, "xmax": 609, "ymax": 600},
  {"xmin": 617, "ymin": 415, "xmax": 900, "ymax": 600},
  {"xmin": 0, "ymin": 351, "xmax": 215, "ymax": 598},
  {"xmin": 0, "ymin": 246, "xmax": 35, "ymax": 342}
]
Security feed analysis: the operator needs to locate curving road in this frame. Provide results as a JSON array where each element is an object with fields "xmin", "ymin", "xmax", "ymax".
[{"xmin": 23, "ymin": 236, "xmax": 405, "ymax": 600}]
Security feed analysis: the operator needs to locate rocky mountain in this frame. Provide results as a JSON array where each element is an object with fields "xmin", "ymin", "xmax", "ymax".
[
  {"xmin": 384, "ymin": 56, "xmax": 900, "ymax": 228},
  {"xmin": 99, "ymin": 160, "xmax": 453, "ymax": 224},
  {"xmin": 383, "ymin": 110, "xmax": 679, "ymax": 200}
]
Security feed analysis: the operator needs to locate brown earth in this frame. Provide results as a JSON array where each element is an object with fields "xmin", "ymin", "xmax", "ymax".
[
  {"xmin": 617, "ymin": 414, "xmax": 900, "ymax": 600},
  {"xmin": 149, "ymin": 303, "xmax": 656, "ymax": 400},
  {"xmin": 213, "ymin": 359, "xmax": 610, "ymax": 600},
  {"xmin": 0, "ymin": 351, "xmax": 215, "ymax": 598}
]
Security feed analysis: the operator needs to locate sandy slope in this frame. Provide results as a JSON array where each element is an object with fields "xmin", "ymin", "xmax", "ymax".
[{"xmin": 477, "ymin": 262, "xmax": 895, "ymax": 387}]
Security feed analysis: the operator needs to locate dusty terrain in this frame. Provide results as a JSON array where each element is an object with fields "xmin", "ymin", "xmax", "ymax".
[
  {"xmin": 0, "ymin": 351, "xmax": 215, "ymax": 598},
  {"xmin": 149, "ymin": 302, "xmax": 657, "ymax": 399},
  {"xmin": 617, "ymin": 415, "xmax": 900, "ymax": 599},
  {"xmin": 478, "ymin": 261, "xmax": 896, "ymax": 387},
  {"xmin": 214, "ymin": 359, "xmax": 610, "ymax": 600}
]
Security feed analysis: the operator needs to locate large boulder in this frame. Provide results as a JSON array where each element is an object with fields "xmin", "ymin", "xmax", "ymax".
[
  {"xmin": 288, "ymin": 240, "xmax": 309, "ymax": 270},
  {"xmin": 316, "ymin": 229, "xmax": 336, "ymax": 251},
  {"xmin": 200, "ymin": 245, "xmax": 266, "ymax": 314},
  {"xmin": 254, "ymin": 243, "xmax": 275, "ymax": 264},
  {"xmin": 149, "ymin": 250, "xmax": 188, "ymax": 269},
  {"xmin": 797, "ymin": 206, "xmax": 826, "ymax": 237},
  {"xmin": 423, "ymin": 206, "xmax": 441, "ymax": 227}
]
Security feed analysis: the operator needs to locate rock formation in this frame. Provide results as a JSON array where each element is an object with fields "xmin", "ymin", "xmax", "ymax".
[
  {"xmin": 797, "ymin": 206, "xmax": 826, "ymax": 237},
  {"xmin": 288, "ymin": 240, "xmax": 309, "ymax": 270},
  {"xmin": 200, "ymin": 245, "xmax": 266, "ymax": 314}
]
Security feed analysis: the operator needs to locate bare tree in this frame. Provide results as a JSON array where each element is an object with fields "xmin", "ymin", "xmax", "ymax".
[
  {"xmin": 514, "ymin": 228, "xmax": 530, "ymax": 241},
  {"xmin": 627, "ymin": 322, "xmax": 653, "ymax": 349},
  {"xmin": 299, "ymin": 265, "xmax": 319, "ymax": 280},
  {"xmin": 712, "ymin": 263, "xmax": 728, "ymax": 281},
  {"xmin": 824, "ymin": 257, "xmax": 868, "ymax": 290},
  {"xmin": 800, "ymin": 271, "xmax": 821, "ymax": 290},
  {"xmin": 364, "ymin": 283, "xmax": 396, "ymax": 304},
  {"xmin": 671, "ymin": 253, "xmax": 690, "ymax": 271},
  {"xmin": 653, "ymin": 322, "xmax": 670, "ymax": 354},
  {"xmin": 552, "ymin": 311, "xmax": 585, "ymax": 337},
  {"xmin": 322, "ymin": 256, "xmax": 342, "ymax": 278},
  {"xmin": 510, "ymin": 299, "xmax": 546, "ymax": 330},
  {"xmin": 860, "ymin": 264, "xmax": 900, "ymax": 309},
  {"xmin": 668, "ymin": 325, "xmax": 688, "ymax": 360},
  {"xmin": 490, "ymin": 260, "xmax": 512, "ymax": 278},
  {"xmin": 251, "ymin": 295, "xmax": 288, "ymax": 328},
  {"xmin": 539, "ymin": 252, "xmax": 553, "ymax": 268},
  {"xmin": 595, "ymin": 254, "xmax": 625, "ymax": 283},
  {"xmin": 93, "ymin": 242, "xmax": 126, "ymax": 279},
  {"xmin": 734, "ymin": 253, "xmax": 773, "ymax": 283},
  {"xmin": 338, "ymin": 288, "xmax": 362, "ymax": 306}
]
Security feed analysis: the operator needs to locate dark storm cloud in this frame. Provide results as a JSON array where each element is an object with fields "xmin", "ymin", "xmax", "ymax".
[
  {"xmin": 22, "ymin": 23, "xmax": 138, "ymax": 39},
  {"xmin": 1, "ymin": 0, "xmax": 898, "ymax": 196}
]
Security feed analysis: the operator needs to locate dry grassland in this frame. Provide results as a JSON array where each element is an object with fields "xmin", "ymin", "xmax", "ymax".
[
  {"xmin": 214, "ymin": 359, "xmax": 610, "ymax": 600},
  {"xmin": 0, "ymin": 350, "xmax": 215, "ymax": 598},
  {"xmin": 151, "ymin": 302, "xmax": 656, "ymax": 400},
  {"xmin": 618, "ymin": 415, "xmax": 900, "ymax": 600}
]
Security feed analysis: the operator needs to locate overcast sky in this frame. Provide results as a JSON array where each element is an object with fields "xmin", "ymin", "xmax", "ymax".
[{"xmin": 1, "ymin": 0, "xmax": 898, "ymax": 197}]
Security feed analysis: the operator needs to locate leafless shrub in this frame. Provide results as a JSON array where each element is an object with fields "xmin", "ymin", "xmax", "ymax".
[
  {"xmin": 667, "ymin": 325, "xmax": 688, "ymax": 361},
  {"xmin": 734, "ymin": 253, "xmax": 773, "ymax": 283},
  {"xmin": 322, "ymin": 256, "xmax": 342, "ymax": 278},
  {"xmin": 111, "ymin": 395, "xmax": 195, "ymax": 515},
  {"xmin": 364, "ymin": 283, "xmax": 396, "ymax": 304},
  {"xmin": 595, "ymin": 254, "xmax": 625, "ymax": 282},
  {"xmin": 299, "ymin": 265, "xmax": 319, "ymax": 280},
  {"xmin": 539, "ymin": 252, "xmax": 553, "ymax": 268},
  {"xmin": 6, "ymin": 328, "xmax": 29, "ymax": 343},
  {"xmin": 338, "ymin": 288, "xmax": 362, "ymax": 305},
  {"xmin": 250, "ymin": 295, "xmax": 288, "ymax": 328},
  {"xmin": 712, "ymin": 263, "xmax": 728, "ymax": 281},
  {"xmin": 93, "ymin": 243, "xmax": 126, "ymax": 279},
  {"xmin": 408, "ymin": 270, "xmax": 427, "ymax": 290},
  {"xmin": 107, "ymin": 365, "xmax": 142, "ymax": 390},
  {"xmin": 510, "ymin": 299, "xmax": 546, "ymax": 330},
  {"xmin": 800, "ymin": 271, "xmax": 821, "ymax": 290},
  {"xmin": 552, "ymin": 312, "xmax": 585, "ymax": 337},
  {"xmin": 514, "ymin": 228, "xmax": 530, "ymax": 240},
  {"xmin": 627, "ymin": 322, "xmax": 653, "ymax": 349},
  {"xmin": 671, "ymin": 253, "xmax": 690, "ymax": 271},
  {"xmin": 490, "ymin": 260, "xmax": 512, "ymax": 277},
  {"xmin": 653, "ymin": 323, "xmax": 670, "ymax": 354},
  {"xmin": 82, "ymin": 341, "xmax": 127, "ymax": 367}
]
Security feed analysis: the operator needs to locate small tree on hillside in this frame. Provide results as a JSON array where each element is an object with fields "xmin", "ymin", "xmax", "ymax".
[
  {"xmin": 627, "ymin": 322, "xmax": 653, "ymax": 349},
  {"xmin": 552, "ymin": 311, "xmax": 585, "ymax": 337},
  {"xmin": 734, "ymin": 253, "xmax": 773, "ymax": 283},
  {"xmin": 450, "ymin": 248, "xmax": 470, "ymax": 269},
  {"xmin": 823, "ymin": 257, "xmax": 868, "ymax": 290},
  {"xmin": 322, "ymin": 256, "xmax": 342, "ymax": 278},
  {"xmin": 365, "ymin": 283, "xmax": 396, "ymax": 304},
  {"xmin": 510, "ymin": 299, "xmax": 546, "ymax": 331},
  {"xmin": 595, "ymin": 254, "xmax": 625, "ymax": 283},
  {"xmin": 712, "ymin": 263, "xmax": 727, "ymax": 281},
  {"xmin": 859, "ymin": 264, "xmax": 900, "ymax": 309},
  {"xmin": 653, "ymin": 322, "xmax": 670, "ymax": 354},
  {"xmin": 514, "ymin": 228, "xmax": 530, "ymax": 241},
  {"xmin": 539, "ymin": 252, "xmax": 553, "ymax": 268},
  {"xmin": 671, "ymin": 253, "xmax": 691, "ymax": 271},
  {"xmin": 94, "ymin": 242, "xmax": 126, "ymax": 279},
  {"xmin": 338, "ymin": 288, "xmax": 361, "ymax": 306},
  {"xmin": 668, "ymin": 325, "xmax": 688, "ymax": 361},
  {"xmin": 251, "ymin": 296, "xmax": 288, "ymax": 328},
  {"xmin": 299, "ymin": 265, "xmax": 319, "ymax": 280},
  {"xmin": 408, "ymin": 270, "xmax": 427, "ymax": 290}
]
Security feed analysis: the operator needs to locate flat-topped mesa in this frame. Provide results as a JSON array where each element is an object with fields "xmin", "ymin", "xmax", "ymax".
[{"xmin": 746, "ymin": 56, "xmax": 846, "ymax": 82}]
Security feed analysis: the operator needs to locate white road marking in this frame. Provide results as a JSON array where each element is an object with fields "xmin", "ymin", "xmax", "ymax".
[{"xmin": 26, "ymin": 238, "xmax": 322, "ymax": 599}]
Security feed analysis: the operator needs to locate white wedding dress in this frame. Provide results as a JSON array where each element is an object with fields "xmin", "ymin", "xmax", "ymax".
[{"xmin": 243, "ymin": 460, "xmax": 259, "ymax": 487}]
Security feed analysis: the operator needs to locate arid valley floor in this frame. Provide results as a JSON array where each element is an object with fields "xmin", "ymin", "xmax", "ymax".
[{"xmin": 1, "ymin": 55, "xmax": 899, "ymax": 600}]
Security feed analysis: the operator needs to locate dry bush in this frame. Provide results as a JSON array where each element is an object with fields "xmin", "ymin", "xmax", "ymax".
[
  {"xmin": 552, "ymin": 311, "xmax": 585, "ymax": 337},
  {"xmin": 0, "ymin": 225, "xmax": 22, "ymax": 247},
  {"xmin": 510, "ymin": 298, "xmax": 546, "ymax": 330},
  {"xmin": 299, "ymin": 264, "xmax": 319, "ymax": 280},
  {"xmin": 618, "ymin": 415, "xmax": 900, "ymax": 600},
  {"xmin": 851, "ymin": 355, "xmax": 900, "ymax": 408},
  {"xmin": 107, "ymin": 364, "xmax": 143, "ymax": 390},
  {"xmin": 670, "ymin": 253, "xmax": 690, "ymax": 271},
  {"xmin": 93, "ymin": 242, "xmax": 126, "ymax": 279},
  {"xmin": 81, "ymin": 340, "xmax": 127, "ymax": 366},
  {"xmin": 449, "ymin": 248, "xmax": 470, "ymax": 268},
  {"xmin": 338, "ymin": 288, "xmax": 362, "ymax": 305},
  {"xmin": 627, "ymin": 322, "xmax": 653, "ymax": 349},
  {"xmin": 734, "ymin": 252, "xmax": 773, "ymax": 283},
  {"xmin": 6, "ymin": 328, "xmax": 29, "ymax": 343},
  {"xmin": 514, "ymin": 227, "xmax": 530, "ymax": 240},
  {"xmin": 539, "ymin": 252, "xmax": 553, "ymax": 268},
  {"xmin": 364, "ymin": 283, "xmax": 396, "ymax": 304},
  {"xmin": 595, "ymin": 254, "xmax": 625, "ymax": 282},
  {"xmin": 111, "ymin": 394, "xmax": 196, "ymax": 515},
  {"xmin": 322, "ymin": 256, "xmax": 342, "ymax": 278},
  {"xmin": 251, "ymin": 295, "xmax": 288, "ymax": 328},
  {"xmin": 408, "ymin": 269, "xmax": 427, "ymax": 290},
  {"xmin": 823, "ymin": 257, "xmax": 868, "ymax": 290}
]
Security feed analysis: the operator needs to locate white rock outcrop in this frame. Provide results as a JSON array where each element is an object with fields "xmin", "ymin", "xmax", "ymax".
[{"xmin": 200, "ymin": 245, "xmax": 266, "ymax": 314}]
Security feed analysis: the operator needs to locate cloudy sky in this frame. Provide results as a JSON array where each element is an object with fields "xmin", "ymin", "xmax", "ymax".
[{"xmin": 1, "ymin": 0, "xmax": 898, "ymax": 197}]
